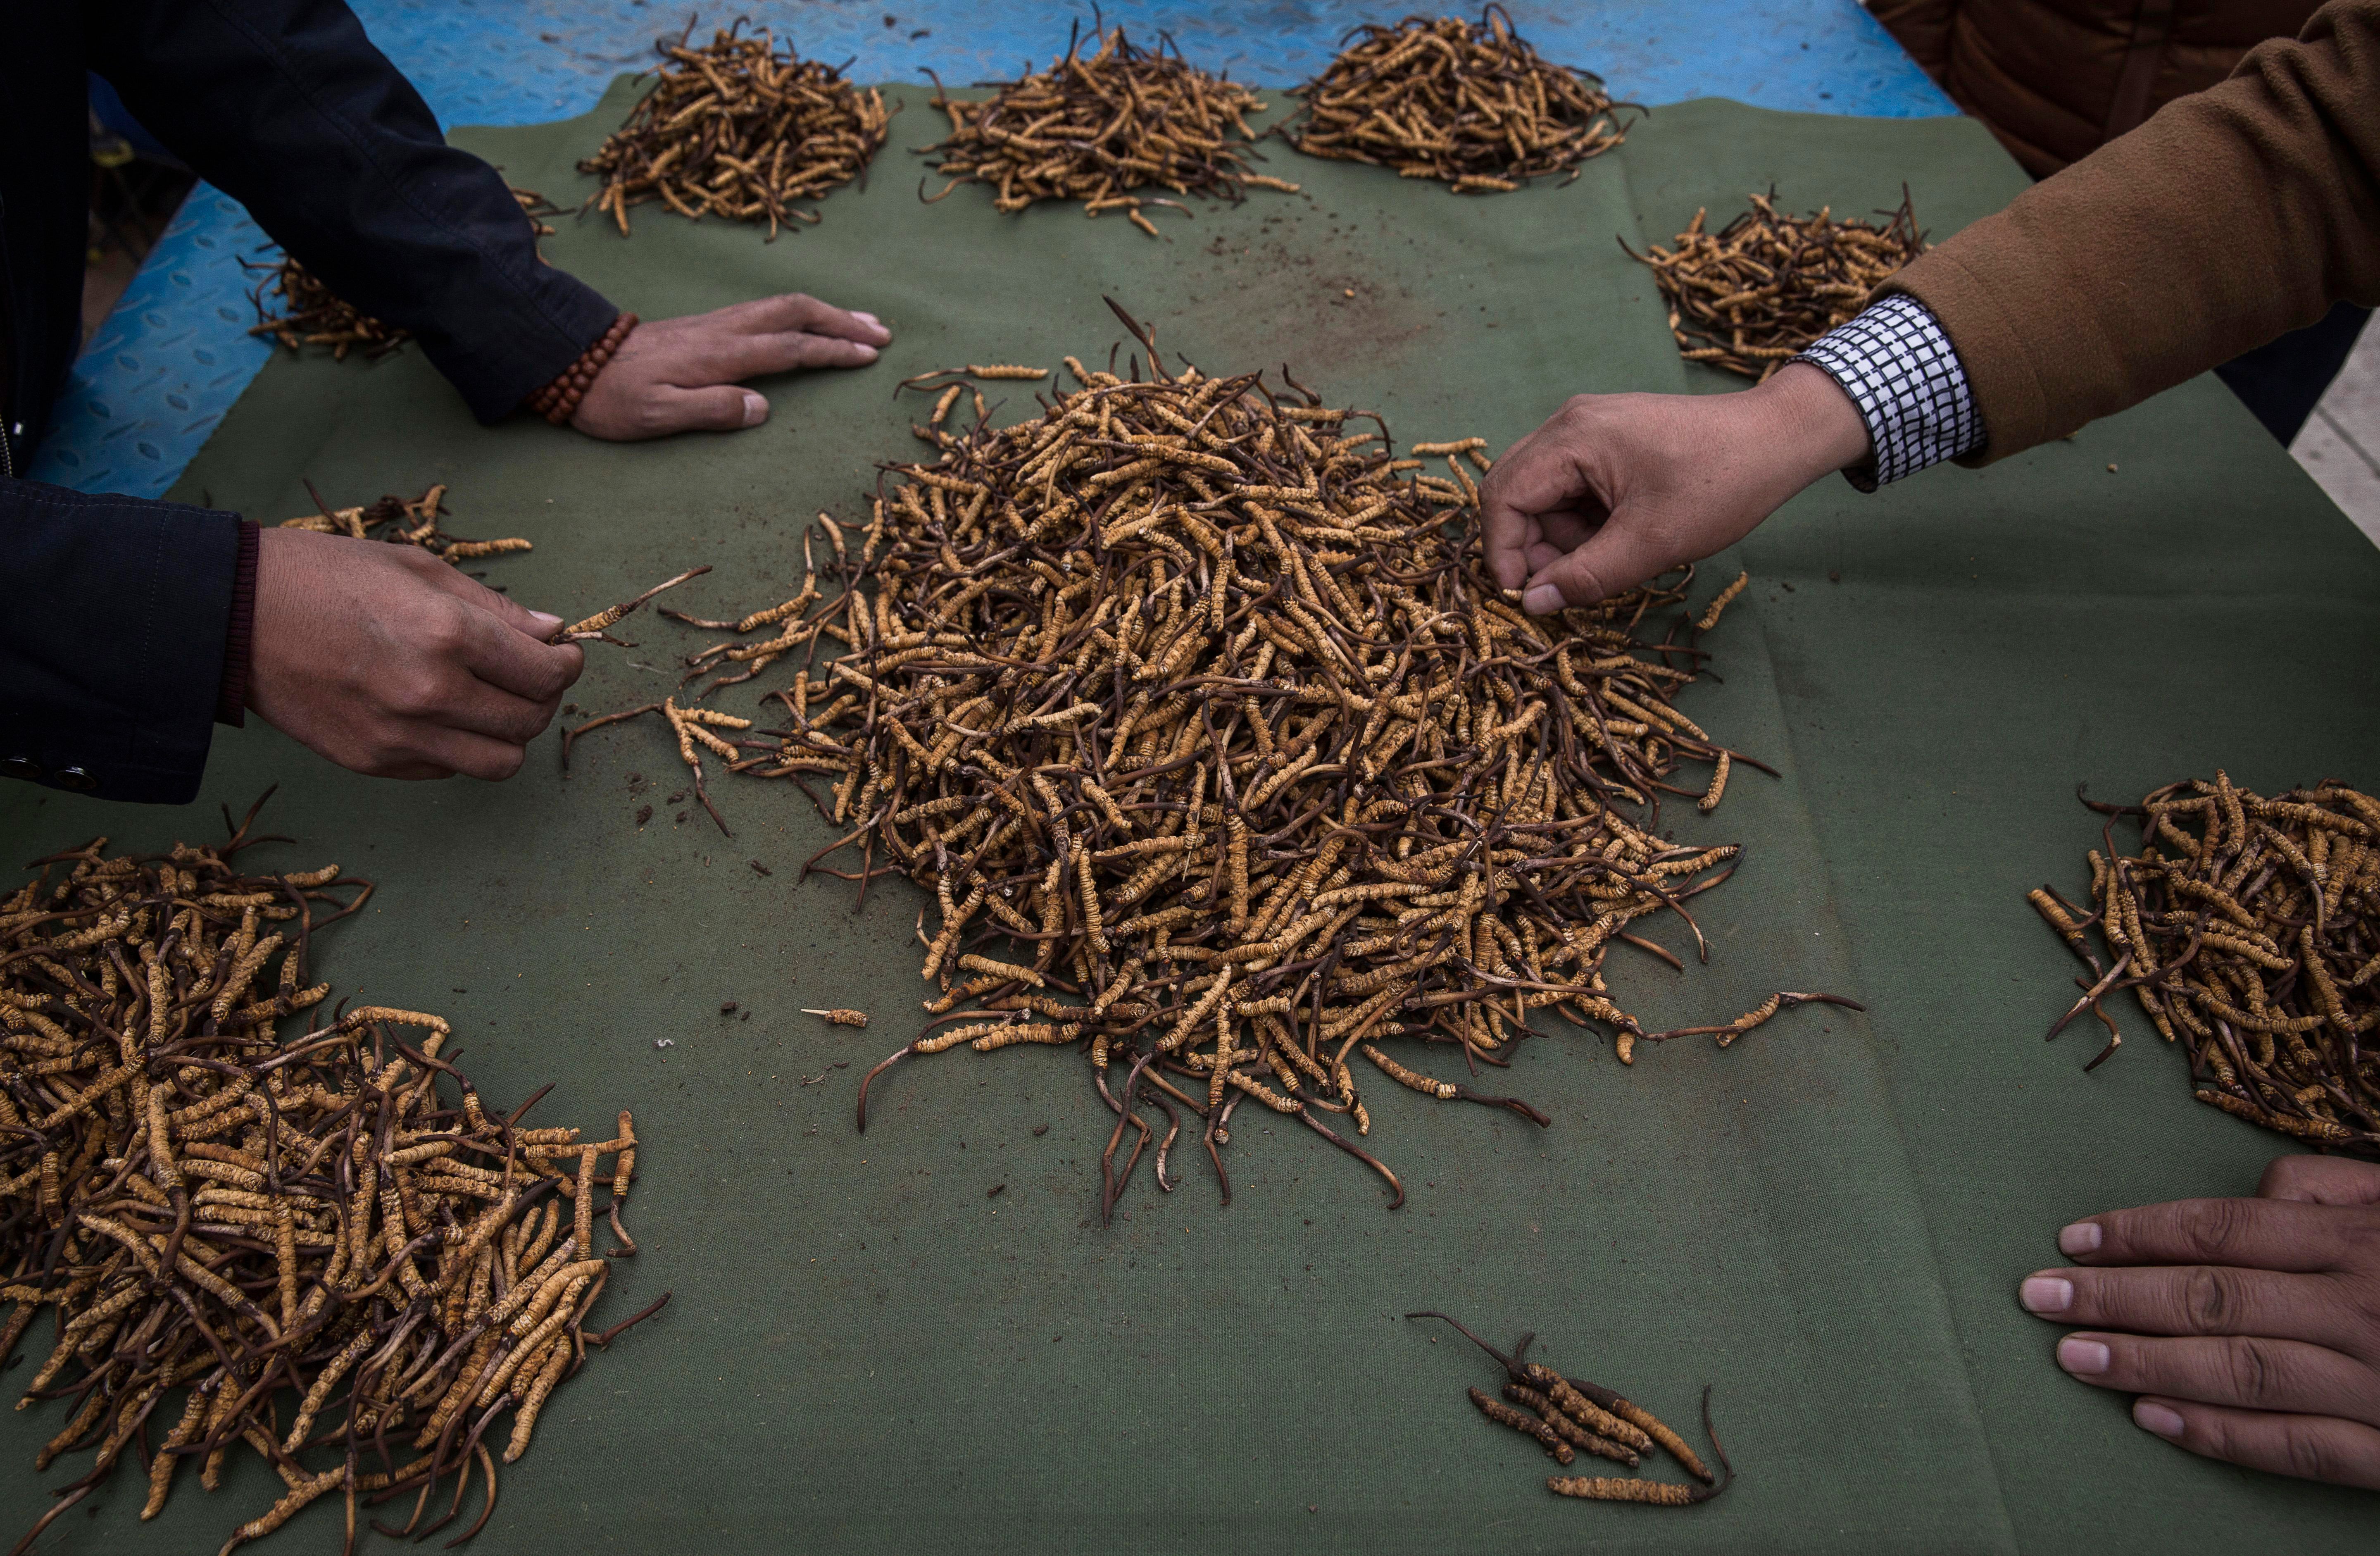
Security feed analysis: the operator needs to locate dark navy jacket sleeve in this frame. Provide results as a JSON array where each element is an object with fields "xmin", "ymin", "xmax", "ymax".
[
  {"xmin": 0, "ymin": 479, "xmax": 243, "ymax": 805},
  {"xmin": 84, "ymin": 0, "xmax": 618, "ymax": 422}
]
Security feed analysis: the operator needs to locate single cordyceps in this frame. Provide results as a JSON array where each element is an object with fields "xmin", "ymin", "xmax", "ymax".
[
  {"xmin": 1284, "ymin": 7, "xmax": 1640, "ymax": 192},
  {"xmin": 566, "ymin": 300, "xmax": 1858, "ymax": 1219},
  {"xmin": 0, "ymin": 796, "xmax": 665, "ymax": 1555},
  {"xmin": 1629, "ymin": 188, "xmax": 1926, "ymax": 379},
  {"xmin": 919, "ymin": 23, "xmax": 1296, "ymax": 237},
  {"xmin": 2040, "ymin": 774, "xmax": 2380, "ymax": 1147},
  {"xmin": 578, "ymin": 21, "xmax": 891, "ymax": 239}
]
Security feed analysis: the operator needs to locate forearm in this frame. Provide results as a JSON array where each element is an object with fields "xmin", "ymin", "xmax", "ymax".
[
  {"xmin": 83, "ymin": 0, "xmax": 616, "ymax": 421},
  {"xmin": 1882, "ymin": 0, "xmax": 2380, "ymax": 460},
  {"xmin": 1, "ymin": 480, "xmax": 253, "ymax": 803}
]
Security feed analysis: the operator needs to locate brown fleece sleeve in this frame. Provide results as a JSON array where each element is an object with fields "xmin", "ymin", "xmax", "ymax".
[{"xmin": 1879, "ymin": 0, "xmax": 2380, "ymax": 462}]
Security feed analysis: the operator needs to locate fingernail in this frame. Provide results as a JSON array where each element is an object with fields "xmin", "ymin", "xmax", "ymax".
[
  {"xmin": 854, "ymin": 311, "xmax": 883, "ymax": 329},
  {"xmin": 854, "ymin": 343, "xmax": 879, "ymax": 362},
  {"xmin": 2018, "ymin": 1276, "xmax": 2072, "ymax": 1315},
  {"xmin": 2056, "ymin": 1337, "xmax": 2110, "ymax": 1375},
  {"xmin": 741, "ymin": 391, "xmax": 768, "ymax": 427},
  {"xmin": 2134, "ymin": 1401, "xmax": 2185, "ymax": 1439},
  {"xmin": 1521, "ymin": 583, "xmax": 1564, "ymax": 616},
  {"xmin": 528, "ymin": 611, "xmax": 563, "ymax": 628},
  {"xmin": 2059, "ymin": 1221, "xmax": 2103, "ymax": 1256}
]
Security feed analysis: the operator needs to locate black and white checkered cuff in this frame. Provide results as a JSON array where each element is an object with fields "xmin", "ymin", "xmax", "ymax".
[{"xmin": 1794, "ymin": 293, "xmax": 1984, "ymax": 491}]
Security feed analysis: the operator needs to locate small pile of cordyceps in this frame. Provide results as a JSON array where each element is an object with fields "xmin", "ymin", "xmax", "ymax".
[
  {"xmin": 2034, "ymin": 774, "xmax": 2380, "ymax": 1152},
  {"xmin": 246, "ymin": 191, "xmax": 558, "ymax": 358},
  {"xmin": 565, "ymin": 299, "xmax": 1859, "ymax": 1219},
  {"xmin": 277, "ymin": 482, "xmax": 533, "ymax": 566},
  {"xmin": 920, "ymin": 24, "xmax": 1297, "ymax": 238},
  {"xmin": 1283, "ymin": 7, "xmax": 1638, "ymax": 192},
  {"xmin": 244, "ymin": 259, "xmax": 411, "ymax": 362},
  {"xmin": 1630, "ymin": 190, "xmax": 1925, "ymax": 379},
  {"xmin": 0, "ymin": 800, "xmax": 664, "ymax": 1554},
  {"xmin": 578, "ymin": 23, "xmax": 891, "ymax": 238},
  {"xmin": 1411, "ymin": 1312, "xmax": 1730, "ymax": 1506}
]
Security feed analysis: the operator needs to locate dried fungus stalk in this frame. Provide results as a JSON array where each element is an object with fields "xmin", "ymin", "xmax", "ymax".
[
  {"xmin": 276, "ymin": 483, "xmax": 532, "ymax": 566},
  {"xmin": 550, "ymin": 566, "xmax": 713, "ymax": 646},
  {"xmin": 569, "ymin": 300, "xmax": 1855, "ymax": 1217},
  {"xmin": 2040, "ymin": 774, "xmax": 2380, "ymax": 1150},
  {"xmin": 578, "ymin": 23, "xmax": 890, "ymax": 239},
  {"xmin": 921, "ymin": 25, "xmax": 1295, "ymax": 237},
  {"xmin": 1285, "ymin": 7, "xmax": 1638, "ymax": 192},
  {"xmin": 1629, "ymin": 189, "xmax": 1925, "ymax": 379},
  {"xmin": 0, "ymin": 797, "xmax": 662, "ymax": 1555}
]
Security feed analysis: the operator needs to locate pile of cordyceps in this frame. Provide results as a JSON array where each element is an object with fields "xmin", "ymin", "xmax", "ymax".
[
  {"xmin": 1284, "ymin": 7, "xmax": 1639, "ymax": 192},
  {"xmin": 1631, "ymin": 189, "xmax": 1926, "ymax": 378},
  {"xmin": 247, "ymin": 191, "xmax": 558, "ymax": 357},
  {"xmin": 1411, "ymin": 1312, "xmax": 1731, "ymax": 1506},
  {"xmin": 921, "ymin": 24, "xmax": 1297, "ymax": 237},
  {"xmin": 578, "ymin": 24, "xmax": 890, "ymax": 238},
  {"xmin": 1, "ymin": 801, "xmax": 663, "ymax": 1553},
  {"xmin": 569, "ymin": 300, "xmax": 1859, "ymax": 1220},
  {"xmin": 276, "ymin": 482, "xmax": 532, "ymax": 566},
  {"xmin": 2035, "ymin": 774, "xmax": 2380, "ymax": 1152}
]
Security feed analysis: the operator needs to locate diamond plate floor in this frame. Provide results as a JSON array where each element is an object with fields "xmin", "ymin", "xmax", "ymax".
[
  {"xmin": 29, "ymin": 0, "xmax": 1951, "ymax": 497},
  {"xmin": 2290, "ymin": 322, "xmax": 2380, "ymax": 550}
]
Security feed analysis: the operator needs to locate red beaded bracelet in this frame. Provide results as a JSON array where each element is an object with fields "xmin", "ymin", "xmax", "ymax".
[{"xmin": 523, "ymin": 312, "xmax": 638, "ymax": 427}]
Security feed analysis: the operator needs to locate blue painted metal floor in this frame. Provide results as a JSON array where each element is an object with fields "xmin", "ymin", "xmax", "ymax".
[{"xmin": 30, "ymin": 0, "xmax": 1950, "ymax": 497}]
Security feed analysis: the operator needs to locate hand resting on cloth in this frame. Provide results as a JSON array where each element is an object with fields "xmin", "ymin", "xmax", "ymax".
[
  {"xmin": 2021, "ymin": 1155, "xmax": 2380, "ymax": 1490},
  {"xmin": 569, "ymin": 293, "xmax": 893, "ymax": 439}
]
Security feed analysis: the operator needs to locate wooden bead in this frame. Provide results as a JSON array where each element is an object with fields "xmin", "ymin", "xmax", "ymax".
[{"xmin": 526, "ymin": 313, "xmax": 638, "ymax": 425}]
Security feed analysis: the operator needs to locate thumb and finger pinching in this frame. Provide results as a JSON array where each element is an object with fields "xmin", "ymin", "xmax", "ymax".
[
  {"xmin": 1476, "ymin": 486, "xmax": 1537, "ymax": 593},
  {"xmin": 1478, "ymin": 443, "xmax": 1579, "ymax": 591},
  {"xmin": 1520, "ymin": 522, "xmax": 1669, "ymax": 615}
]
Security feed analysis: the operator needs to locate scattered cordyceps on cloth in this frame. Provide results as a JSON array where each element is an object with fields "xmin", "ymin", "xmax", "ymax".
[
  {"xmin": 0, "ymin": 799, "xmax": 666, "ymax": 1555},
  {"xmin": 1410, "ymin": 1313, "xmax": 1730, "ymax": 1506},
  {"xmin": 1283, "ymin": 7, "xmax": 1639, "ymax": 193},
  {"xmin": 1630, "ymin": 189, "xmax": 1925, "ymax": 379},
  {"xmin": 2033, "ymin": 774, "xmax": 2380, "ymax": 1151},
  {"xmin": 565, "ymin": 299, "xmax": 1859, "ymax": 1218},
  {"xmin": 244, "ymin": 258, "xmax": 411, "ymax": 362},
  {"xmin": 920, "ymin": 25, "xmax": 1297, "ymax": 238},
  {"xmin": 577, "ymin": 23, "xmax": 891, "ymax": 238},
  {"xmin": 277, "ymin": 483, "xmax": 534, "ymax": 566},
  {"xmin": 246, "ymin": 191, "xmax": 559, "ymax": 358}
]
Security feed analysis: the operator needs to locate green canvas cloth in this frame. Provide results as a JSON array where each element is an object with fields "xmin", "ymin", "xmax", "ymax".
[{"xmin": 5, "ymin": 85, "xmax": 2376, "ymax": 1554}]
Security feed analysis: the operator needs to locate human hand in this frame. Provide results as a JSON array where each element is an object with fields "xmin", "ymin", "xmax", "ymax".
[
  {"xmin": 2019, "ymin": 1154, "xmax": 2380, "ymax": 1489},
  {"xmin": 245, "ymin": 527, "xmax": 584, "ymax": 781},
  {"xmin": 1478, "ymin": 362, "xmax": 1871, "ymax": 615},
  {"xmin": 570, "ymin": 293, "xmax": 893, "ymax": 439}
]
